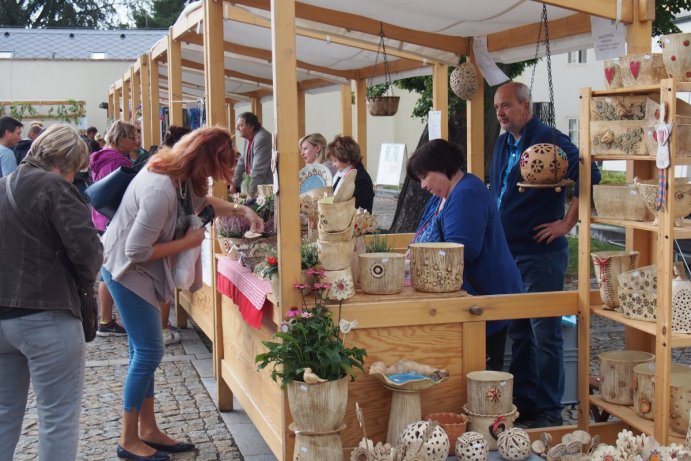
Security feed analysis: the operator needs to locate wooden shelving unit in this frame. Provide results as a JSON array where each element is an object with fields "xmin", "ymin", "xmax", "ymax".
[{"xmin": 579, "ymin": 79, "xmax": 690, "ymax": 445}]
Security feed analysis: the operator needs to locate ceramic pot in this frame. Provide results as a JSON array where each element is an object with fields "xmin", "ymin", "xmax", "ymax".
[
  {"xmin": 591, "ymin": 251, "xmax": 640, "ymax": 309},
  {"xmin": 519, "ymin": 143, "xmax": 568, "ymax": 185},
  {"xmin": 317, "ymin": 240, "xmax": 354, "ymax": 271},
  {"xmin": 455, "ymin": 431, "xmax": 488, "ymax": 461},
  {"xmin": 409, "ymin": 242, "xmax": 464, "ymax": 293},
  {"xmin": 670, "ymin": 370, "xmax": 691, "ymax": 436},
  {"xmin": 320, "ymin": 267, "xmax": 355, "ymax": 300},
  {"xmin": 287, "ymin": 377, "xmax": 348, "ymax": 432},
  {"xmin": 398, "ymin": 420, "xmax": 450, "ymax": 461},
  {"xmin": 496, "ymin": 427, "xmax": 531, "ymax": 461},
  {"xmin": 463, "ymin": 404, "xmax": 518, "ymax": 451},
  {"xmin": 599, "ymin": 350, "xmax": 655, "ymax": 405},
  {"xmin": 424, "ymin": 412, "xmax": 468, "ymax": 455},
  {"xmin": 318, "ymin": 196, "xmax": 355, "ymax": 233},
  {"xmin": 619, "ymin": 53, "xmax": 667, "ymax": 87},
  {"xmin": 450, "ymin": 62, "xmax": 478, "ymax": 100},
  {"xmin": 661, "ymin": 32, "xmax": 691, "ymax": 82},
  {"xmin": 358, "ymin": 252, "xmax": 405, "ymax": 295}
]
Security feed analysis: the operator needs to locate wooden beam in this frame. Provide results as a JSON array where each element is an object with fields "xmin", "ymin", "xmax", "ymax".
[
  {"xmin": 270, "ymin": 2, "xmax": 301, "ymax": 457},
  {"xmin": 203, "ymin": 0, "xmax": 231, "ymax": 412},
  {"xmin": 432, "ymin": 63, "xmax": 449, "ymax": 141},
  {"xmin": 250, "ymin": 96, "xmax": 263, "ymax": 122},
  {"xmin": 297, "ymin": 89, "xmax": 306, "ymax": 139},
  {"xmin": 231, "ymin": 0, "xmax": 467, "ymax": 55},
  {"xmin": 354, "ymin": 78, "xmax": 367, "ymax": 166},
  {"xmin": 355, "ymin": 58, "xmax": 428, "ymax": 81},
  {"xmin": 465, "ymin": 47, "xmax": 484, "ymax": 178},
  {"xmin": 139, "ymin": 54, "xmax": 152, "ymax": 149},
  {"xmin": 226, "ymin": 102, "xmax": 235, "ymax": 134},
  {"xmin": 181, "ymin": 58, "xmax": 274, "ymax": 86},
  {"xmin": 107, "ymin": 87, "xmax": 114, "ymax": 121},
  {"xmin": 171, "ymin": 1, "xmax": 204, "ymax": 40},
  {"xmin": 149, "ymin": 56, "xmax": 161, "ymax": 146},
  {"xmin": 113, "ymin": 83, "xmax": 122, "ymax": 122},
  {"xmin": 534, "ymin": 0, "xmax": 633, "ymax": 22},
  {"xmin": 297, "ymin": 78, "xmax": 336, "ymax": 91},
  {"xmin": 168, "ymin": 28, "xmax": 184, "ymax": 127},
  {"xmin": 487, "ymin": 13, "xmax": 591, "ymax": 52},
  {"xmin": 223, "ymin": 3, "xmax": 441, "ymax": 64},
  {"xmin": 626, "ymin": 0, "xmax": 653, "ymax": 53},
  {"xmin": 122, "ymin": 70, "xmax": 131, "ymax": 122},
  {"xmin": 181, "ymin": 31, "xmax": 356, "ymax": 80},
  {"xmin": 340, "ymin": 83, "xmax": 352, "ymax": 137},
  {"xmin": 151, "ymin": 39, "xmax": 167, "ymax": 61}
]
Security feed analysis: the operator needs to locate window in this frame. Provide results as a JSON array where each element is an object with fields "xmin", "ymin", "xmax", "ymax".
[
  {"xmin": 567, "ymin": 49, "xmax": 587, "ymax": 64},
  {"xmin": 91, "ymin": 52, "xmax": 107, "ymax": 60},
  {"xmin": 0, "ymin": 51, "xmax": 14, "ymax": 59},
  {"xmin": 568, "ymin": 118, "xmax": 579, "ymax": 146}
]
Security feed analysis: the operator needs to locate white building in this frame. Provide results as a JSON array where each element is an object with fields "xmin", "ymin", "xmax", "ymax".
[{"xmin": 0, "ymin": 28, "xmax": 166, "ymax": 133}]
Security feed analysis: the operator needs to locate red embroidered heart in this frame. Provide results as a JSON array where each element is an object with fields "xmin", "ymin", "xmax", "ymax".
[
  {"xmin": 604, "ymin": 67, "xmax": 615, "ymax": 84},
  {"xmin": 630, "ymin": 61, "xmax": 641, "ymax": 79},
  {"xmin": 686, "ymin": 71, "xmax": 691, "ymax": 78},
  {"xmin": 684, "ymin": 40, "xmax": 690, "ymax": 47},
  {"xmin": 671, "ymin": 55, "xmax": 677, "ymax": 62}
]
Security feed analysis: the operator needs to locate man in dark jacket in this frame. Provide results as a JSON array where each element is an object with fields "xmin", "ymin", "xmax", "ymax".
[
  {"xmin": 488, "ymin": 81, "xmax": 601, "ymax": 429},
  {"xmin": 14, "ymin": 122, "xmax": 44, "ymax": 164}
]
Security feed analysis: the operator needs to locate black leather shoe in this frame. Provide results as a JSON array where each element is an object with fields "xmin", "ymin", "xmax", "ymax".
[
  {"xmin": 142, "ymin": 440, "xmax": 196, "ymax": 453},
  {"xmin": 116, "ymin": 445, "xmax": 170, "ymax": 461}
]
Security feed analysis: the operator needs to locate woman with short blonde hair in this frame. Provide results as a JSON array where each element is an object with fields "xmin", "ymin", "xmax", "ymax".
[{"xmin": 299, "ymin": 133, "xmax": 336, "ymax": 175}]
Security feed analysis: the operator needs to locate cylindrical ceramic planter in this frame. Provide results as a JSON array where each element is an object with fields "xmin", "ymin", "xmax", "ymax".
[
  {"xmin": 409, "ymin": 242, "xmax": 464, "ymax": 293},
  {"xmin": 287, "ymin": 377, "xmax": 348, "ymax": 433},
  {"xmin": 591, "ymin": 250, "xmax": 640, "ymax": 309},
  {"xmin": 358, "ymin": 252, "xmax": 405, "ymax": 295},
  {"xmin": 318, "ymin": 196, "xmax": 355, "ymax": 233},
  {"xmin": 317, "ymin": 239, "xmax": 354, "ymax": 271},
  {"xmin": 466, "ymin": 370, "xmax": 514, "ymax": 416},
  {"xmin": 661, "ymin": 32, "xmax": 691, "ymax": 82},
  {"xmin": 599, "ymin": 350, "xmax": 655, "ymax": 405}
]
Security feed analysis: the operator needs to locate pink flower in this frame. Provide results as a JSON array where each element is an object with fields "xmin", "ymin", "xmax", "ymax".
[
  {"xmin": 300, "ymin": 311, "xmax": 313, "ymax": 319},
  {"xmin": 320, "ymin": 282, "xmax": 333, "ymax": 289},
  {"xmin": 286, "ymin": 307, "xmax": 301, "ymax": 318},
  {"xmin": 313, "ymin": 283, "xmax": 323, "ymax": 289},
  {"xmin": 293, "ymin": 283, "xmax": 308, "ymax": 290},
  {"xmin": 305, "ymin": 268, "xmax": 325, "ymax": 277}
]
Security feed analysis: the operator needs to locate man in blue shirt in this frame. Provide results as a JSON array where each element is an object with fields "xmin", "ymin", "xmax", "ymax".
[
  {"xmin": 0, "ymin": 117, "xmax": 22, "ymax": 177},
  {"xmin": 489, "ymin": 82, "xmax": 600, "ymax": 428}
]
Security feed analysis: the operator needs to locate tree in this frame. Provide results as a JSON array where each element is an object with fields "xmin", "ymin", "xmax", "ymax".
[
  {"xmin": 653, "ymin": 0, "xmax": 691, "ymax": 37},
  {"xmin": 131, "ymin": 0, "xmax": 187, "ymax": 29},
  {"xmin": 0, "ymin": 0, "xmax": 117, "ymax": 28}
]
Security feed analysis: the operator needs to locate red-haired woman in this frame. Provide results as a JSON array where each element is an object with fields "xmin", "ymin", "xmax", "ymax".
[{"xmin": 100, "ymin": 127, "xmax": 262, "ymax": 461}]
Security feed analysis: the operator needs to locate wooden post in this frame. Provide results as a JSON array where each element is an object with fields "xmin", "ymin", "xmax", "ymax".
[
  {"xmin": 122, "ymin": 70, "xmax": 131, "ymax": 123},
  {"xmin": 250, "ymin": 95, "xmax": 263, "ymax": 122},
  {"xmin": 139, "ymin": 54, "xmax": 152, "ymax": 149},
  {"xmin": 432, "ymin": 63, "xmax": 449, "ymax": 141},
  {"xmin": 149, "ymin": 55, "xmax": 161, "ymax": 146},
  {"xmin": 131, "ymin": 65, "xmax": 141, "ymax": 127},
  {"xmin": 168, "ymin": 28, "xmax": 183, "ymax": 126},
  {"xmin": 271, "ymin": 0, "xmax": 301, "ymax": 457},
  {"xmin": 226, "ymin": 101, "xmax": 235, "ymax": 133},
  {"xmin": 465, "ymin": 48, "xmax": 484, "ymax": 178},
  {"xmin": 107, "ymin": 86, "xmax": 114, "ymax": 121},
  {"xmin": 297, "ymin": 88, "xmax": 306, "ymax": 138},
  {"xmin": 203, "ymin": 0, "xmax": 232, "ymax": 412},
  {"xmin": 354, "ymin": 78, "xmax": 367, "ymax": 166},
  {"xmin": 114, "ymin": 82, "xmax": 122, "ymax": 122},
  {"xmin": 340, "ymin": 83, "xmax": 352, "ymax": 137}
]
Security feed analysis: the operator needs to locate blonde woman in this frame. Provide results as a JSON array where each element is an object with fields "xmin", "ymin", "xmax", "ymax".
[
  {"xmin": 0, "ymin": 124, "xmax": 103, "ymax": 461},
  {"xmin": 299, "ymin": 132, "xmax": 336, "ymax": 175}
]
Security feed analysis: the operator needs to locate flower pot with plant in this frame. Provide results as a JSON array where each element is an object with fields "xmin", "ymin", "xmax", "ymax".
[
  {"xmin": 255, "ymin": 271, "xmax": 366, "ymax": 434},
  {"xmin": 359, "ymin": 233, "xmax": 404, "ymax": 295},
  {"xmin": 215, "ymin": 214, "xmax": 250, "ymax": 258}
]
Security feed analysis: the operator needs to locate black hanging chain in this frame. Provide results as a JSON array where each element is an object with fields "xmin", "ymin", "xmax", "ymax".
[
  {"xmin": 369, "ymin": 23, "xmax": 394, "ymax": 96},
  {"xmin": 529, "ymin": 4, "xmax": 555, "ymax": 129}
]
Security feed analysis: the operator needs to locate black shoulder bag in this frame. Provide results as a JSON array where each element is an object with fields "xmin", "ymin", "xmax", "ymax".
[{"xmin": 4, "ymin": 173, "xmax": 99, "ymax": 342}]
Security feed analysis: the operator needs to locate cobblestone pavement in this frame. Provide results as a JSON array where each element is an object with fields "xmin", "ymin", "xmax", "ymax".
[{"xmin": 13, "ymin": 330, "xmax": 245, "ymax": 461}]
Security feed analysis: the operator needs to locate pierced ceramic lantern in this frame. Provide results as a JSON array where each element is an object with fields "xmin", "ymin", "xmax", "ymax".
[
  {"xmin": 399, "ymin": 421, "xmax": 450, "ymax": 461},
  {"xmin": 519, "ymin": 143, "xmax": 568, "ymax": 185},
  {"xmin": 497, "ymin": 428, "xmax": 531, "ymax": 461},
  {"xmin": 455, "ymin": 431, "xmax": 488, "ymax": 461},
  {"xmin": 450, "ymin": 63, "xmax": 478, "ymax": 100}
]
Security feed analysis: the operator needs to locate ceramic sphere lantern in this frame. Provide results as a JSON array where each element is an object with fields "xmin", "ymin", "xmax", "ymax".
[
  {"xmin": 399, "ymin": 420, "xmax": 450, "ymax": 461},
  {"xmin": 455, "ymin": 431, "xmax": 488, "ymax": 461},
  {"xmin": 519, "ymin": 143, "xmax": 568, "ymax": 186},
  {"xmin": 496, "ymin": 427, "xmax": 531, "ymax": 461},
  {"xmin": 450, "ymin": 63, "xmax": 478, "ymax": 100}
]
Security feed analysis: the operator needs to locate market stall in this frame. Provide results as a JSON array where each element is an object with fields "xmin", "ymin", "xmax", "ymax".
[{"xmin": 104, "ymin": 1, "xmax": 687, "ymax": 459}]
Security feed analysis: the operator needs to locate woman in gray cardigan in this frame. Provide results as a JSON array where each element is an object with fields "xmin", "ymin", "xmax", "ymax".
[{"xmin": 101, "ymin": 127, "xmax": 263, "ymax": 461}]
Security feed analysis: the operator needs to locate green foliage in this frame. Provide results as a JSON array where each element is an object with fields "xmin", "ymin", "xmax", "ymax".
[
  {"xmin": 131, "ymin": 0, "xmax": 187, "ymax": 28},
  {"xmin": 653, "ymin": 0, "xmax": 691, "ymax": 37},
  {"xmin": 255, "ymin": 298, "xmax": 367, "ymax": 388},
  {"xmin": 365, "ymin": 233, "xmax": 392, "ymax": 253},
  {"xmin": 566, "ymin": 236, "xmax": 623, "ymax": 282},
  {"xmin": 0, "ymin": 0, "xmax": 116, "ymax": 28},
  {"xmin": 599, "ymin": 170, "xmax": 627, "ymax": 185}
]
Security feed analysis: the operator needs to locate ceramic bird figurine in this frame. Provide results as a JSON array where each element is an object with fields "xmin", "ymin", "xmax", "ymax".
[{"xmin": 303, "ymin": 367, "xmax": 327, "ymax": 384}]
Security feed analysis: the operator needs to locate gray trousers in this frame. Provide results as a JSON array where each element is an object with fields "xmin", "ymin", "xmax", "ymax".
[{"xmin": 0, "ymin": 309, "xmax": 85, "ymax": 461}]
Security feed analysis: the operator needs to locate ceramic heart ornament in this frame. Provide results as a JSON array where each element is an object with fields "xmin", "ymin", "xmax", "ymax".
[
  {"xmin": 619, "ymin": 53, "xmax": 666, "ymax": 87},
  {"xmin": 604, "ymin": 67, "xmax": 616, "ymax": 85},
  {"xmin": 630, "ymin": 61, "xmax": 641, "ymax": 80},
  {"xmin": 603, "ymin": 59, "xmax": 622, "ymax": 89}
]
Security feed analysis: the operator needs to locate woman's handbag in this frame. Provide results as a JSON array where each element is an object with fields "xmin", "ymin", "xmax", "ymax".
[
  {"xmin": 85, "ymin": 166, "xmax": 138, "ymax": 220},
  {"xmin": 4, "ymin": 174, "xmax": 99, "ymax": 342}
]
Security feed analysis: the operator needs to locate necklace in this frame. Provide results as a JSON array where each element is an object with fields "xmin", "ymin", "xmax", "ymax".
[{"xmin": 178, "ymin": 178, "xmax": 187, "ymax": 200}]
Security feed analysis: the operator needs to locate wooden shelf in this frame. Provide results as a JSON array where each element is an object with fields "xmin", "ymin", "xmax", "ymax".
[
  {"xmin": 591, "ymin": 85, "xmax": 661, "ymax": 96},
  {"xmin": 589, "ymin": 395, "xmax": 687, "ymax": 445},
  {"xmin": 591, "ymin": 306, "xmax": 691, "ymax": 347},
  {"xmin": 592, "ymin": 154, "xmax": 657, "ymax": 162},
  {"xmin": 591, "ymin": 217, "xmax": 691, "ymax": 238}
]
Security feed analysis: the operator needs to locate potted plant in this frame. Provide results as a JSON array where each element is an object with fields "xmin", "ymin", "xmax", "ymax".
[
  {"xmin": 255, "ymin": 272, "xmax": 367, "ymax": 434},
  {"xmin": 360, "ymin": 233, "xmax": 405, "ymax": 295},
  {"xmin": 215, "ymin": 214, "xmax": 250, "ymax": 257}
]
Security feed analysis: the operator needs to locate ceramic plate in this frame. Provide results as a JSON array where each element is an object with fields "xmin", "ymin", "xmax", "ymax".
[{"xmin": 299, "ymin": 164, "xmax": 332, "ymax": 194}]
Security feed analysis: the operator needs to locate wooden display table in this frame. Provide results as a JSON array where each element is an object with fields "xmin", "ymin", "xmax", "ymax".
[{"xmin": 216, "ymin": 254, "xmax": 580, "ymax": 460}]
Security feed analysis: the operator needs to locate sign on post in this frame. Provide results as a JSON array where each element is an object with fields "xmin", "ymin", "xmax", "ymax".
[{"xmin": 375, "ymin": 143, "xmax": 407, "ymax": 186}]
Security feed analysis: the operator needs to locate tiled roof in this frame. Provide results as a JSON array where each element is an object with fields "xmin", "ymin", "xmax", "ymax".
[{"xmin": 0, "ymin": 27, "xmax": 166, "ymax": 60}]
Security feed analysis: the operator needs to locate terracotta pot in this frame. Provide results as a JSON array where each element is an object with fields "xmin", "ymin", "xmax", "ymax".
[
  {"xmin": 661, "ymin": 32, "xmax": 691, "ymax": 82},
  {"xmin": 425, "ymin": 412, "xmax": 468, "ymax": 455}
]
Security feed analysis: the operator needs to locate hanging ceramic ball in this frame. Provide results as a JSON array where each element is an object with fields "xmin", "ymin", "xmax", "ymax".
[
  {"xmin": 450, "ymin": 62, "xmax": 478, "ymax": 100},
  {"xmin": 497, "ymin": 427, "xmax": 531, "ymax": 460},
  {"xmin": 519, "ymin": 143, "xmax": 568, "ymax": 185}
]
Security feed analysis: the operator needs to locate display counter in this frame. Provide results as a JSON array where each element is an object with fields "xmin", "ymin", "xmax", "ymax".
[{"xmin": 216, "ymin": 254, "xmax": 581, "ymax": 460}]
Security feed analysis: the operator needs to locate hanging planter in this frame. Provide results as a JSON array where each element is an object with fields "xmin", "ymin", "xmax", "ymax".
[{"xmin": 366, "ymin": 24, "xmax": 400, "ymax": 117}]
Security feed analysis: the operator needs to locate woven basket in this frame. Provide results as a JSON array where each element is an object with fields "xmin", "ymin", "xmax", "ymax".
[
  {"xmin": 593, "ymin": 184, "xmax": 653, "ymax": 221},
  {"xmin": 618, "ymin": 53, "xmax": 667, "ymax": 87},
  {"xmin": 603, "ymin": 59, "xmax": 623, "ymax": 89},
  {"xmin": 635, "ymin": 178, "xmax": 691, "ymax": 222},
  {"xmin": 367, "ymin": 96, "xmax": 400, "ymax": 116}
]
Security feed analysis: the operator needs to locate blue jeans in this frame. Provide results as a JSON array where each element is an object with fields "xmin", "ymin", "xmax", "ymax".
[
  {"xmin": 101, "ymin": 268, "xmax": 163, "ymax": 412},
  {"xmin": 508, "ymin": 247, "xmax": 568, "ymax": 419},
  {"xmin": 0, "ymin": 310, "xmax": 85, "ymax": 461}
]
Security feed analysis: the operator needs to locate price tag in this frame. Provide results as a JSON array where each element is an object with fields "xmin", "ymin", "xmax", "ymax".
[{"xmin": 438, "ymin": 250, "xmax": 446, "ymax": 256}]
